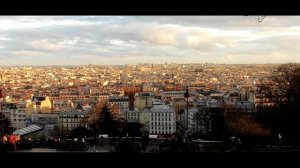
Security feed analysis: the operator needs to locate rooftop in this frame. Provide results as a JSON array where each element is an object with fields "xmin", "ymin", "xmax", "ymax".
[{"xmin": 13, "ymin": 124, "xmax": 43, "ymax": 136}]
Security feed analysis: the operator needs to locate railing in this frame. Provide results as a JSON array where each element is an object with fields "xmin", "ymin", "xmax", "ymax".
[{"xmin": 191, "ymin": 140, "xmax": 224, "ymax": 152}]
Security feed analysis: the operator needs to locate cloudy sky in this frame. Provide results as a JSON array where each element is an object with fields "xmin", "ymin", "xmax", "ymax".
[{"xmin": 0, "ymin": 16, "xmax": 300, "ymax": 66}]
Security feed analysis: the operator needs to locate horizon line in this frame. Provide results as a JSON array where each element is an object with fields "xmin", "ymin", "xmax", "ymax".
[{"xmin": 0, "ymin": 62, "xmax": 299, "ymax": 67}]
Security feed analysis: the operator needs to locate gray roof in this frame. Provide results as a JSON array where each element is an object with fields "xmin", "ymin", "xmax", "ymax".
[
  {"xmin": 60, "ymin": 110, "xmax": 88, "ymax": 115},
  {"xmin": 13, "ymin": 125, "xmax": 43, "ymax": 136}
]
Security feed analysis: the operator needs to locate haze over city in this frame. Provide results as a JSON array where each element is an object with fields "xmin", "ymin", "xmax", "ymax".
[
  {"xmin": 0, "ymin": 16, "xmax": 299, "ymax": 66},
  {"xmin": 2, "ymin": 15, "xmax": 300, "ymax": 154}
]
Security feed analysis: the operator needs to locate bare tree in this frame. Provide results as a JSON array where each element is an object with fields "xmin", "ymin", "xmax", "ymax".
[
  {"xmin": 271, "ymin": 63, "xmax": 300, "ymax": 104},
  {"xmin": 194, "ymin": 107, "xmax": 211, "ymax": 138},
  {"xmin": 227, "ymin": 116, "xmax": 270, "ymax": 137},
  {"xmin": 258, "ymin": 63, "xmax": 300, "ymax": 143}
]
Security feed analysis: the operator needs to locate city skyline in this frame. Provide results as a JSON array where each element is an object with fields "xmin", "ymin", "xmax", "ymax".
[{"xmin": 1, "ymin": 16, "xmax": 300, "ymax": 66}]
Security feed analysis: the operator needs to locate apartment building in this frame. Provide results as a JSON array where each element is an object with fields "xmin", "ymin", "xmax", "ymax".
[
  {"xmin": 58, "ymin": 109, "xmax": 88, "ymax": 131},
  {"xmin": 108, "ymin": 96, "xmax": 129, "ymax": 111},
  {"xmin": 1, "ymin": 102, "xmax": 27, "ymax": 129},
  {"xmin": 140, "ymin": 102, "xmax": 176, "ymax": 135}
]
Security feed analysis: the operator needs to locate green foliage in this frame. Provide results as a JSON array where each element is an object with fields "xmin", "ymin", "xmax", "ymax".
[{"xmin": 97, "ymin": 105, "xmax": 119, "ymax": 136}]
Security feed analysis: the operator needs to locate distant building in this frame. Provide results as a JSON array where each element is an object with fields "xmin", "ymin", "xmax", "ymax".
[
  {"xmin": 30, "ymin": 113, "xmax": 59, "ymax": 138},
  {"xmin": 58, "ymin": 109, "xmax": 88, "ymax": 131},
  {"xmin": 1, "ymin": 102, "xmax": 27, "ymax": 129},
  {"xmin": 160, "ymin": 91, "xmax": 186, "ymax": 100},
  {"xmin": 90, "ymin": 92, "xmax": 110, "ymax": 103},
  {"xmin": 207, "ymin": 99, "xmax": 224, "ymax": 108},
  {"xmin": 31, "ymin": 113, "xmax": 59, "ymax": 126},
  {"xmin": 140, "ymin": 103, "xmax": 176, "ymax": 135},
  {"xmin": 187, "ymin": 108, "xmax": 212, "ymax": 134},
  {"xmin": 52, "ymin": 100, "xmax": 74, "ymax": 111},
  {"xmin": 224, "ymin": 100, "xmax": 255, "ymax": 113},
  {"xmin": 172, "ymin": 97, "xmax": 186, "ymax": 113},
  {"xmin": 235, "ymin": 101, "xmax": 256, "ymax": 113},
  {"xmin": 121, "ymin": 109, "xmax": 140, "ymax": 123},
  {"xmin": 134, "ymin": 92, "xmax": 154, "ymax": 110},
  {"xmin": 247, "ymin": 90, "xmax": 255, "ymax": 103},
  {"xmin": 26, "ymin": 95, "xmax": 52, "ymax": 115},
  {"xmin": 59, "ymin": 90, "xmax": 83, "ymax": 100},
  {"xmin": 108, "ymin": 96, "xmax": 129, "ymax": 112},
  {"xmin": 142, "ymin": 82, "xmax": 155, "ymax": 92}
]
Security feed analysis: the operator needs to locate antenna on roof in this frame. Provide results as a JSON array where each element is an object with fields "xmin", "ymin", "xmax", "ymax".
[{"xmin": 258, "ymin": 16, "xmax": 267, "ymax": 23}]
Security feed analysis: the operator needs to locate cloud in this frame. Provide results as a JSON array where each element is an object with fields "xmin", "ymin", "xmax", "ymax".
[
  {"xmin": 109, "ymin": 39, "xmax": 136, "ymax": 48},
  {"xmin": 224, "ymin": 55, "xmax": 234, "ymax": 60},
  {"xmin": 1, "ymin": 16, "xmax": 300, "ymax": 66},
  {"xmin": 29, "ymin": 40, "xmax": 65, "ymax": 51},
  {"xmin": 0, "ymin": 16, "xmax": 100, "ymax": 31},
  {"xmin": 139, "ymin": 24, "xmax": 180, "ymax": 45}
]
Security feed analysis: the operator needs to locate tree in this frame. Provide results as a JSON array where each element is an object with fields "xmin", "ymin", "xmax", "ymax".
[
  {"xmin": 271, "ymin": 63, "xmax": 300, "ymax": 104},
  {"xmin": 227, "ymin": 115, "xmax": 270, "ymax": 150},
  {"xmin": 258, "ymin": 63, "xmax": 300, "ymax": 143},
  {"xmin": 256, "ymin": 64, "xmax": 300, "ymax": 107},
  {"xmin": 70, "ymin": 126, "xmax": 94, "ymax": 138},
  {"xmin": 227, "ymin": 116, "xmax": 270, "ymax": 137},
  {"xmin": 211, "ymin": 108, "xmax": 226, "ymax": 140},
  {"xmin": 97, "ymin": 105, "xmax": 118, "ymax": 136},
  {"xmin": 0, "ymin": 118, "xmax": 13, "ymax": 135},
  {"xmin": 193, "ymin": 107, "xmax": 212, "ymax": 139},
  {"xmin": 123, "ymin": 122, "xmax": 143, "ymax": 137}
]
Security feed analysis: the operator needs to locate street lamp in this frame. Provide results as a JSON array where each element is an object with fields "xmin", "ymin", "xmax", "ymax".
[
  {"xmin": 125, "ymin": 110, "xmax": 128, "ymax": 137},
  {"xmin": 184, "ymin": 87, "xmax": 190, "ymax": 151},
  {"xmin": 184, "ymin": 88, "xmax": 190, "ymax": 132},
  {"xmin": 1, "ymin": 101, "xmax": 3, "ymax": 145},
  {"xmin": 0, "ymin": 89, "xmax": 4, "ymax": 146}
]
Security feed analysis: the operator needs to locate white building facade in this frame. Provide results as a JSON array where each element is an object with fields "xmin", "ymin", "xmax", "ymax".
[
  {"xmin": 145, "ymin": 103, "xmax": 176, "ymax": 135},
  {"xmin": 58, "ymin": 110, "xmax": 88, "ymax": 131},
  {"xmin": 1, "ymin": 102, "xmax": 27, "ymax": 129}
]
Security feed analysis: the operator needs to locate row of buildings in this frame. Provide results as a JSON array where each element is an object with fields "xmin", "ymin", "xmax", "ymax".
[
  {"xmin": 1, "ymin": 88, "xmax": 257, "ymax": 138},
  {"xmin": 0, "ymin": 64, "xmax": 276, "ymax": 139}
]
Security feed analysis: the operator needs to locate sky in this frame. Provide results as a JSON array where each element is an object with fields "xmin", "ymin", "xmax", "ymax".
[{"xmin": 0, "ymin": 16, "xmax": 300, "ymax": 66}]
